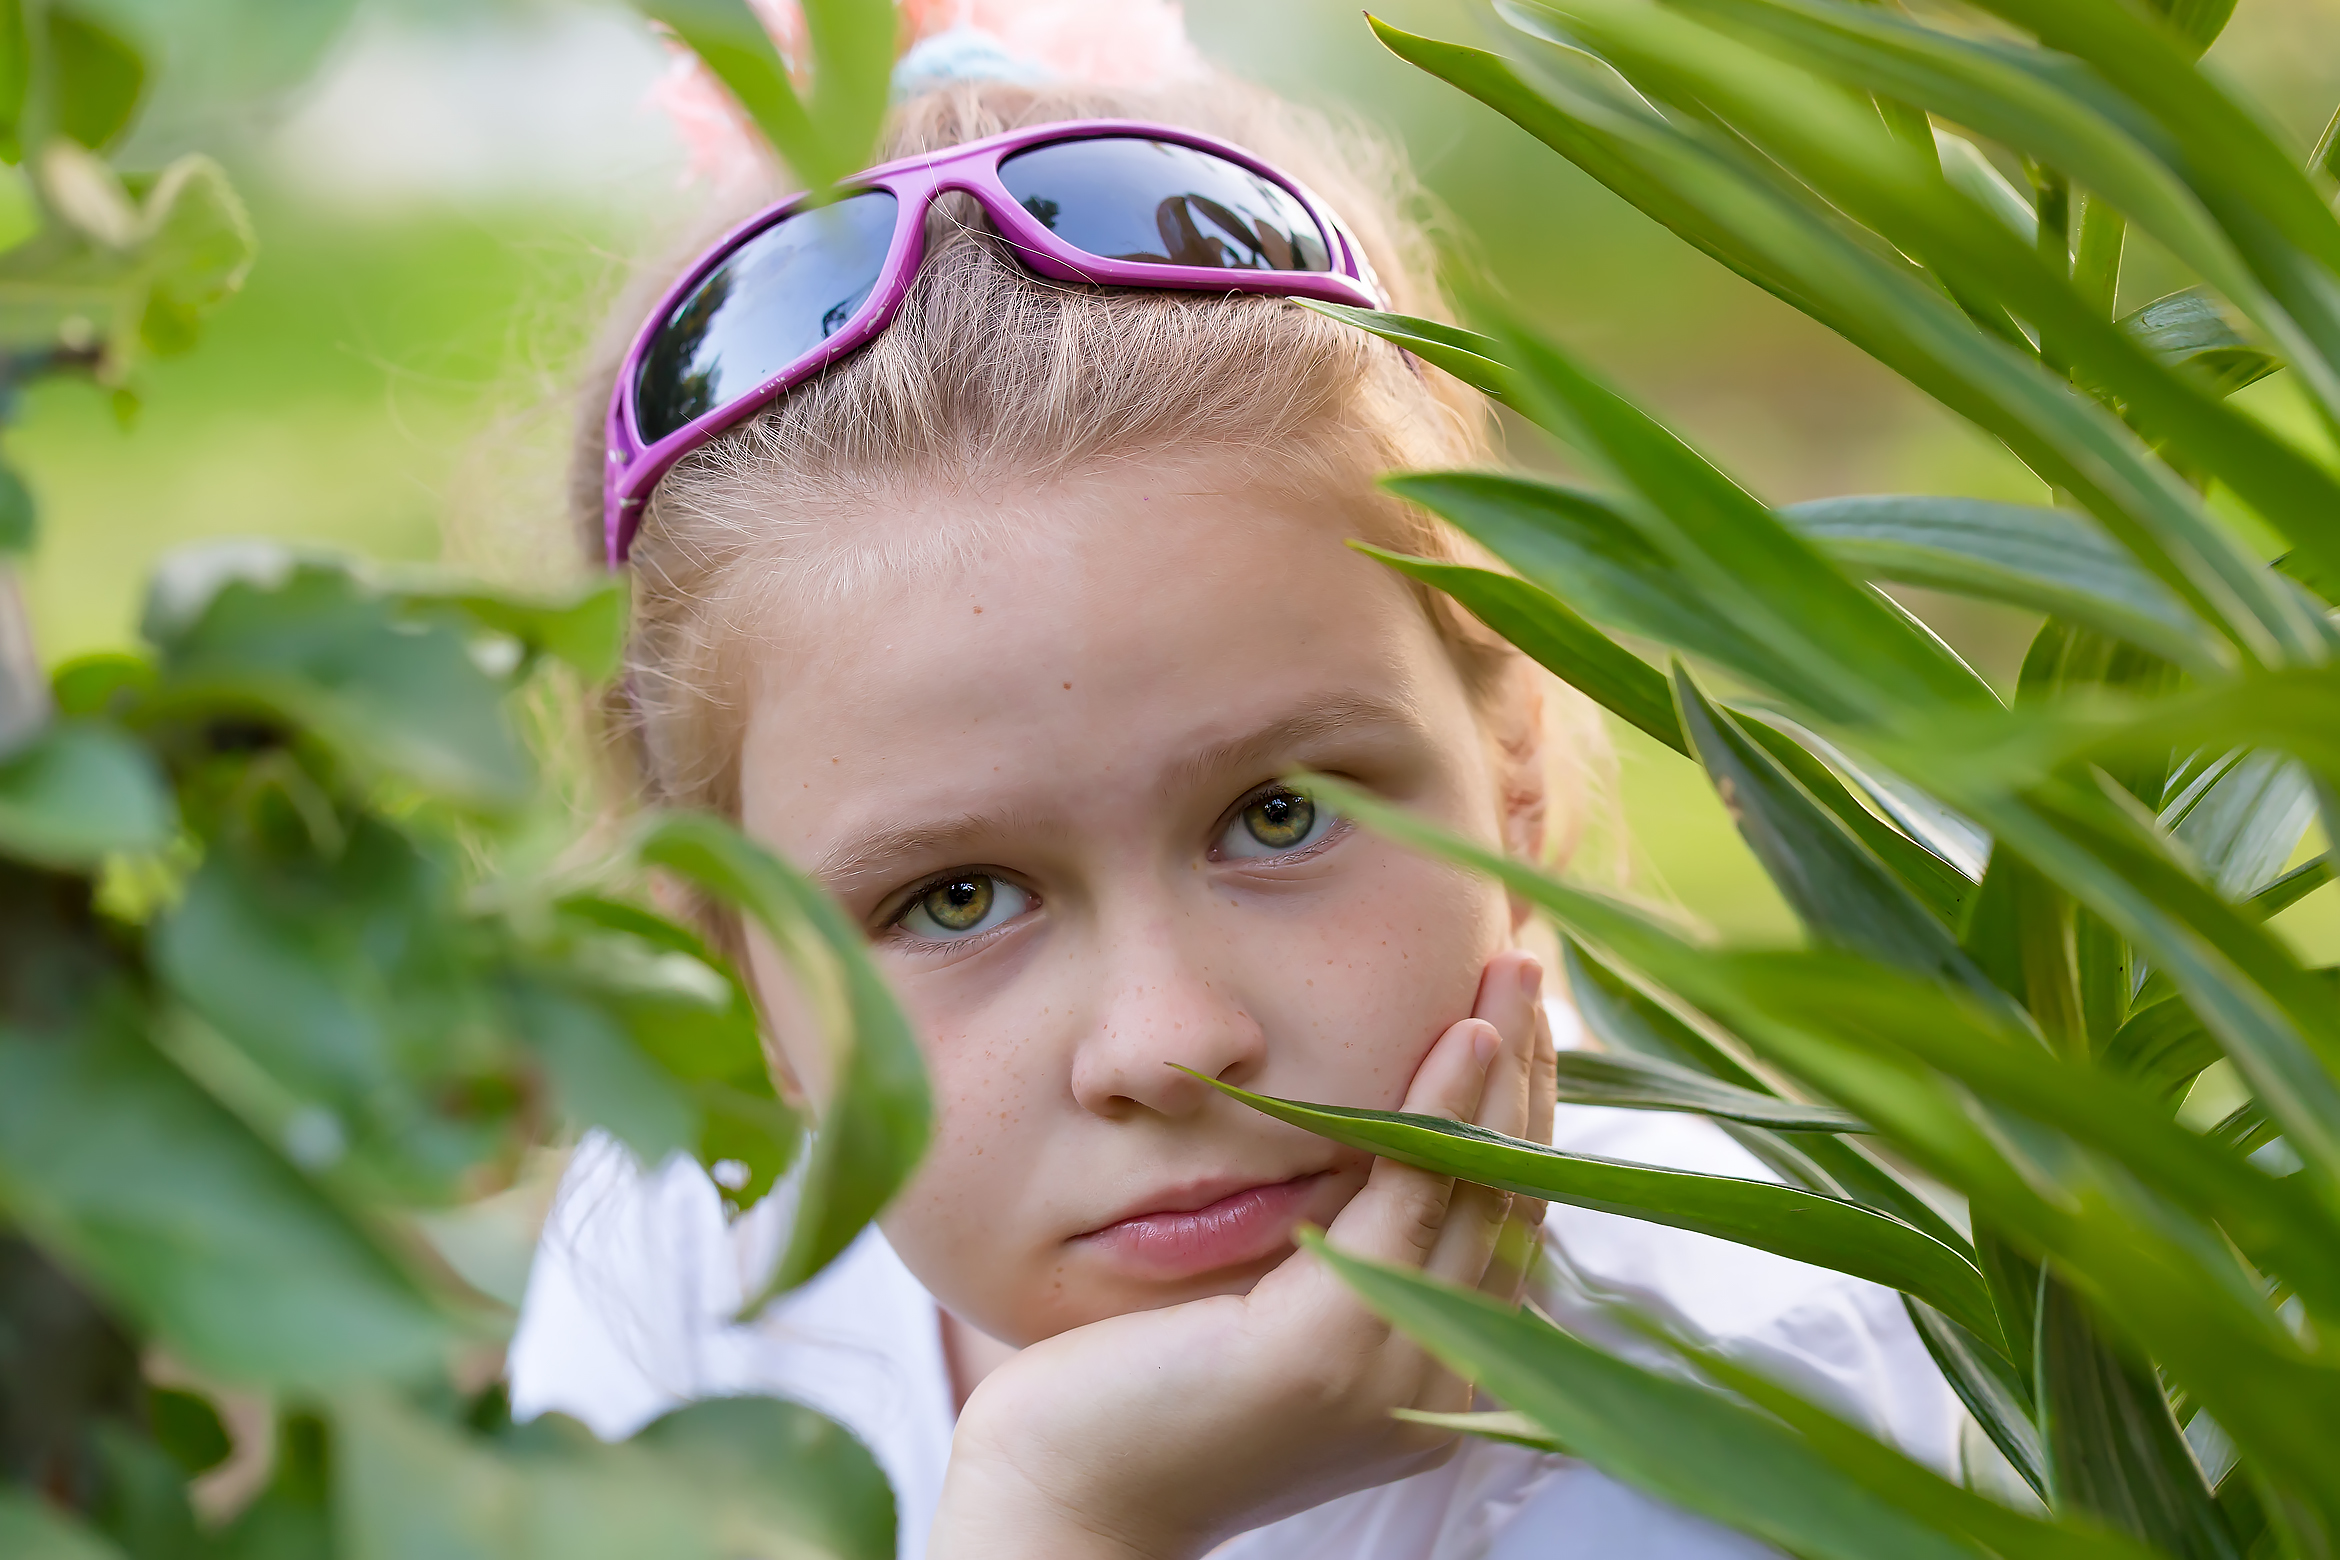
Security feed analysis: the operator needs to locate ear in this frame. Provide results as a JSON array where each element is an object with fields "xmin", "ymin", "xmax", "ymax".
[{"xmin": 1486, "ymin": 661, "xmax": 1551, "ymax": 933}]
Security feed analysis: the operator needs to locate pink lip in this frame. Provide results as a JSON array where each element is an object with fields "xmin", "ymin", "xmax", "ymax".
[{"xmin": 1076, "ymin": 1173, "xmax": 1327, "ymax": 1281}]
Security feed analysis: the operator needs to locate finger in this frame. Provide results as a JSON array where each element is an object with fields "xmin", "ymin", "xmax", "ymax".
[
  {"xmin": 1319, "ymin": 1017, "xmax": 1498, "ymax": 1268},
  {"xmin": 1421, "ymin": 954, "xmax": 1544, "ymax": 1287}
]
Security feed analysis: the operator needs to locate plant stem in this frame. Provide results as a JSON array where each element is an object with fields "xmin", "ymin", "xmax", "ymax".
[
  {"xmin": 2072, "ymin": 196, "xmax": 2125, "ymax": 320},
  {"xmin": 2029, "ymin": 165, "xmax": 2071, "ymax": 378}
]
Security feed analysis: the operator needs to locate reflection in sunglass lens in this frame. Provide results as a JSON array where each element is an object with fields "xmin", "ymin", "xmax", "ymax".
[
  {"xmin": 998, "ymin": 137, "xmax": 1331, "ymax": 275},
  {"xmin": 633, "ymin": 190, "xmax": 898, "ymax": 444}
]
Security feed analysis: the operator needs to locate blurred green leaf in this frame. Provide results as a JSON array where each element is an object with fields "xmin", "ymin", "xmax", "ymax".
[
  {"xmin": 0, "ymin": 455, "xmax": 31, "ymax": 552},
  {"xmin": 0, "ymin": 993, "xmax": 449, "ymax": 1386},
  {"xmin": 423, "ymin": 579, "xmax": 629, "ymax": 686},
  {"xmin": 636, "ymin": 0, "xmax": 891, "ymax": 192},
  {"xmin": 2037, "ymin": 1278, "xmax": 2238, "ymax": 1558},
  {"xmin": 506, "ymin": 972, "xmax": 696, "ymax": 1170},
  {"xmin": 46, "ymin": 4, "xmax": 143, "ymax": 152},
  {"xmin": 2161, "ymin": 750, "xmax": 2318, "ymax": 901},
  {"xmin": 637, "ymin": 812, "xmax": 929, "ymax": 1303},
  {"xmin": 0, "ymin": 719, "xmax": 171, "ymax": 868},
  {"xmin": 1203, "ymin": 1070, "xmax": 2001, "ymax": 1344},
  {"xmin": 1353, "ymin": 542, "xmax": 1684, "ymax": 752},
  {"xmin": 48, "ymin": 651, "xmax": 149, "ymax": 717},
  {"xmin": 147, "ymin": 1385, "xmax": 231, "ymax": 1477},
  {"xmin": 337, "ymin": 1390, "xmax": 893, "ymax": 1560},
  {"xmin": 0, "ymin": 1491, "xmax": 128, "ymax": 1560},
  {"xmin": 1311, "ymin": 1237, "xmax": 2025, "ymax": 1560},
  {"xmin": 144, "ymin": 552, "xmax": 530, "ymax": 812},
  {"xmin": 1552, "ymin": 1048, "xmax": 1870, "ymax": 1130},
  {"xmin": 1780, "ymin": 495, "xmax": 2220, "ymax": 670},
  {"xmin": 1902, "ymin": 1298, "xmax": 2048, "ymax": 1498},
  {"xmin": 1389, "ymin": 1406, "xmax": 1567, "ymax": 1452}
]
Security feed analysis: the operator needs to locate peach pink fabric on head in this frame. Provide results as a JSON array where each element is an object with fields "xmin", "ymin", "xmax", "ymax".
[{"xmin": 648, "ymin": 0, "xmax": 1211, "ymax": 196}]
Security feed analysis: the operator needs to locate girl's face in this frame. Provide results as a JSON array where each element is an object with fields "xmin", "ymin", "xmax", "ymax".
[{"xmin": 737, "ymin": 464, "xmax": 1539, "ymax": 1347}]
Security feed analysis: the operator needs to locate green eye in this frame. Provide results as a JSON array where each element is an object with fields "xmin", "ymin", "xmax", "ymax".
[
  {"xmin": 1245, "ymin": 790, "xmax": 1315, "ymax": 849},
  {"xmin": 1219, "ymin": 786, "xmax": 1335, "ymax": 860},
  {"xmin": 895, "ymin": 871, "xmax": 1031, "ymax": 942},
  {"xmin": 922, "ymin": 876, "xmax": 993, "ymax": 931}
]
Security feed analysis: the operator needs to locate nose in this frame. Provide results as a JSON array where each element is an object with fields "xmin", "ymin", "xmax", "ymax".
[{"xmin": 1067, "ymin": 915, "xmax": 1266, "ymax": 1119}]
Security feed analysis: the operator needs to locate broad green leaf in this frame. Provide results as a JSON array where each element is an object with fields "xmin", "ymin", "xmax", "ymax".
[
  {"xmin": 47, "ymin": 4, "xmax": 143, "ymax": 151},
  {"xmin": 143, "ymin": 552, "xmax": 530, "ymax": 812},
  {"xmin": 506, "ymin": 972, "xmax": 696, "ymax": 1169},
  {"xmin": 1674, "ymin": 668, "xmax": 2005, "ymax": 1006},
  {"xmin": 0, "ymin": 720, "xmax": 172, "ymax": 868},
  {"xmin": 1779, "ymin": 494, "xmax": 2219, "ymax": 670},
  {"xmin": 0, "ymin": 994, "xmax": 449, "ymax": 1385},
  {"xmin": 1382, "ymin": 470, "xmax": 1849, "ymax": 717},
  {"xmin": 1352, "ymin": 541, "xmax": 1684, "ymax": 752},
  {"xmin": 0, "ymin": 1492, "xmax": 128, "ymax": 1560},
  {"xmin": 2104, "ymin": 992, "xmax": 2220, "ymax": 1098},
  {"xmin": 1299, "ymin": 301, "xmax": 1520, "ymax": 410},
  {"xmin": 2038, "ymin": 1278, "xmax": 2241, "ymax": 1559},
  {"xmin": 48, "ymin": 651, "xmax": 149, "ymax": 717},
  {"xmin": 637, "ymin": 811, "xmax": 929, "ymax": 1302},
  {"xmin": 154, "ymin": 816, "xmax": 511, "ymax": 1203},
  {"xmin": 337, "ymin": 1388, "xmax": 893, "ymax": 1560},
  {"xmin": 1551, "ymin": 1048, "xmax": 1869, "ymax": 1131},
  {"xmin": 1308, "ymin": 1238, "xmax": 1994, "ymax": 1560},
  {"xmin": 1903, "ymin": 1298, "xmax": 2049, "ymax": 1499},
  {"xmin": 635, "ymin": 0, "xmax": 890, "ymax": 191},
  {"xmin": 423, "ymin": 577, "xmax": 629, "ymax": 685},
  {"xmin": 2160, "ymin": 750, "xmax": 2319, "ymax": 901},
  {"xmin": 0, "ymin": 455, "xmax": 30, "ymax": 551},
  {"xmin": 1202, "ymin": 1071, "xmax": 2001, "ymax": 1344}
]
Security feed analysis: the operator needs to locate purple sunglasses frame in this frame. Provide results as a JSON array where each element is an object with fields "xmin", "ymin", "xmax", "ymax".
[{"xmin": 602, "ymin": 117, "xmax": 1387, "ymax": 566}]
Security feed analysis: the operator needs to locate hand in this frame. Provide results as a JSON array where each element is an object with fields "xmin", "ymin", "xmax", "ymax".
[{"xmin": 929, "ymin": 951, "xmax": 1552, "ymax": 1560}]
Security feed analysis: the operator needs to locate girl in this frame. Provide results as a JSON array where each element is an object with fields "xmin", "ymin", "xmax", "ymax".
[{"xmin": 510, "ymin": 6, "xmax": 1958, "ymax": 1556}]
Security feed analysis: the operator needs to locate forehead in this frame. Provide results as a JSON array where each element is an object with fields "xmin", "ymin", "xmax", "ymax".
[{"xmin": 735, "ymin": 470, "xmax": 1466, "ymax": 855}]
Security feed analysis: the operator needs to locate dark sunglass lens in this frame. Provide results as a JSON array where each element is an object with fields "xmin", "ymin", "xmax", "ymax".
[
  {"xmin": 998, "ymin": 137, "xmax": 1331, "ymax": 275},
  {"xmin": 633, "ymin": 190, "xmax": 898, "ymax": 445}
]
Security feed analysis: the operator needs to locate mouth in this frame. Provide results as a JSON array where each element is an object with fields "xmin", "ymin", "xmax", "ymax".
[{"xmin": 1073, "ymin": 1171, "xmax": 1330, "ymax": 1281}]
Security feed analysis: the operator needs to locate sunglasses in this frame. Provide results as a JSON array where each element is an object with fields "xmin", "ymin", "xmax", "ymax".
[{"xmin": 602, "ymin": 119, "xmax": 1387, "ymax": 565}]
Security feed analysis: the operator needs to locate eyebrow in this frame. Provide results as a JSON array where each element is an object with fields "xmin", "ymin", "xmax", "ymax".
[
  {"xmin": 809, "ymin": 691, "xmax": 1428, "ymax": 900},
  {"xmin": 1153, "ymin": 690, "xmax": 1429, "ymax": 802}
]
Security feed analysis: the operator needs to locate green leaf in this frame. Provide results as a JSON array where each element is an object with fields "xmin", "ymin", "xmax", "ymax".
[
  {"xmin": 1737, "ymin": 717, "xmax": 1977, "ymax": 926},
  {"xmin": 0, "ymin": 994, "xmax": 450, "ymax": 1386},
  {"xmin": 2119, "ymin": 287, "xmax": 2282, "ymax": 400},
  {"xmin": 422, "ymin": 578, "xmax": 629, "ymax": 685},
  {"xmin": 46, "ymin": 4, "xmax": 144, "ymax": 152},
  {"xmin": 144, "ymin": 552, "xmax": 530, "ymax": 812},
  {"xmin": 1779, "ymin": 494, "xmax": 2220, "ymax": 670},
  {"xmin": 148, "ymin": 1386, "xmax": 232, "ymax": 1477},
  {"xmin": 1387, "ymin": 1407, "xmax": 1567, "ymax": 1453},
  {"xmin": 336, "ymin": 1389, "xmax": 894, "ymax": 1560},
  {"xmin": 1307, "ymin": 1238, "xmax": 2002, "ymax": 1560},
  {"xmin": 0, "ymin": 1491, "xmax": 129, "ymax": 1560},
  {"xmin": 1491, "ymin": 313, "xmax": 2003, "ymax": 721},
  {"xmin": 1352, "ymin": 541, "xmax": 1684, "ymax": 753},
  {"xmin": 2037, "ymin": 1278, "xmax": 2241, "ymax": 1559},
  {"xmin": 1674, "ymin": 668, "xmax": 2006, "ymax": 1007},
  {"xmin": 0, "ymin": 455, "xmax": 31, "ymax": 551},
  {"xmin": 1382, "ymin": 470, "xmax": 1843, "ymax": 717},
  {"xmin": 637, "ymin": 811, "xmax": 929, "ymax": 1303},
  {"xmin": 635, "ymin": 0, "xmax": 890, "ymax": 191},
  {"xmin": 0, "ymin": 720, "xmax": 173, "ymax": 868},
  {"xmin": 1552, "ymin": 1048, "xmax": 1870, "ymax": 1130},
  {"xmin": 1902, "ymin": 1298, "xmax": 2049, "ymax": 1499},
  {"xmin": 1201, "ymin": 1070, "xmax": 2001, "ymax": 1344},
  {"xmin": 2161, "ymin": 750, "xmax": 2319, "ymax": 901},
  {"xmin": 506, "ymin": 972, "xmax": 696, "ymax": 1169},
  {"xmin": 49, "ymin": 652, "xmax": 150, "ymax": 718},
  {"xmin": 2249, "ymin": 854, "xmax": 2330, "ymax": 919},
  {"xmin": 1298, "ymin": 301, "xmax": 1521, "ymax": 409}
]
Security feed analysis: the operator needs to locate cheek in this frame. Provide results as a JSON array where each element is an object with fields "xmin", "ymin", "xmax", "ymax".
[{"xmin": 1247, "ymin": 843, "xmax": 1511, "ymax": 1112}]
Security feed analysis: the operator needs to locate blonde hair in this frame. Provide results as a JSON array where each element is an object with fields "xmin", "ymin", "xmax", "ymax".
[{"xmin": 572, "ymin": 72, "xmax": 1608, "ymax": 874}]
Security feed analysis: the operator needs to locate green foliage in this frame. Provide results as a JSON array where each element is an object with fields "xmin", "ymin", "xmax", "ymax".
[
  {"xmin": 0, "ymin": 7, "xmax": 929, "ymax": 1556},
  {"xmin": 632, "ymin": 0, "xmax": 894, "ymax": 192},
  {"xmin": 1254, "ymin": 2, "xmax": 2340, "ymax": 1554}
]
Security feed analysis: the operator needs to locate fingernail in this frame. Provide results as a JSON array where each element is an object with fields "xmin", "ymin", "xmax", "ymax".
[
  {"xmin": 1471, "ymin": 1021, "xmax": 1500, "ymax": 1067},
  {"xmin": 1520, "ymin": 956, "xmax": 1544, "ymax": 1005}
]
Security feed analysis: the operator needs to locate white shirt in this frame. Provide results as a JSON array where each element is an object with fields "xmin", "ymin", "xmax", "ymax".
[{"xmin": 509, "ymin": 1007, "xmax": 1960, "ymax": 1559}]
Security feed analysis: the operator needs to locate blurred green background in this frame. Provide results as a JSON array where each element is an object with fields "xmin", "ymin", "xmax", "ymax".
[{"xmin": 16, "ymin": 0, "xmax": 2336, "ymax": 955}]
